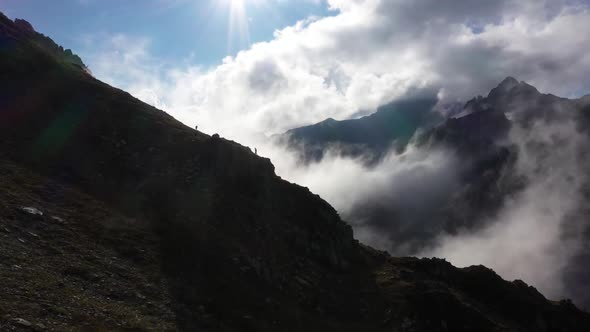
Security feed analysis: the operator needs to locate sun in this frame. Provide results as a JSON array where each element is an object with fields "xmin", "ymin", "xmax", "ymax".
[{"xmin": 210, "ymin": 0, "xmax": 265, "ymax": 54}]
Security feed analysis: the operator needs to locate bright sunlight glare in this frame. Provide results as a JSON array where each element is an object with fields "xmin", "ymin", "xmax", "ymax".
[{"xmin": 219, "ymin": 0, "xmax": 251, "ymax": 53}]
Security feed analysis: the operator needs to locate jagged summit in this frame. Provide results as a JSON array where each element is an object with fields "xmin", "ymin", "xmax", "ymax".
[
  {"xmin": 497, "ymin": 76, "xmax": 520, "ymax": 91},
  {"xmin": 489, "ymin": 76, "xmax": 518, "ymax": 96},
  {"xmin": 487, "ymin": 76, "xmax": 540, "ymax": 101}
]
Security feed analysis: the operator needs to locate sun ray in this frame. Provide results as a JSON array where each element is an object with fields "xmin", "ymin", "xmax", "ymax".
[{"xmin": 225, "ymin": 0, "xmax": 251, "ymax": 54}]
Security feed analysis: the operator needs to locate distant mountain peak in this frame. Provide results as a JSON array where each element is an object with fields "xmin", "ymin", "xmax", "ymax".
[
  {"xmin": 499, "ymin": 76, "xmax": 520, "ymax": 89},
  {"xmin": 491, "ymin": 77, "xmax": 521, "ymax": 97},
  {"xmin": 319, "ymin": 117, "xmax": 337, "ymax": 125},
  {"xmin": 487, "ymin": 76, "xmax": 540, "ymax": 103}
]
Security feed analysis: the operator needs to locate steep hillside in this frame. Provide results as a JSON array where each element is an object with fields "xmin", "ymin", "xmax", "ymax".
[{"xmin": 1, "ymin": 13, "xmax": 590, "ymax": 331}]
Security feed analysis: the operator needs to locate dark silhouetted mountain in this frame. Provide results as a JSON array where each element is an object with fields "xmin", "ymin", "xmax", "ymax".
[
  {"xmin": 1, "ymin": 12, "xmax": 589, "ymax": 331},
  {"xmin": 280, "ymin": 97, "xmax": 442, "ymax": 163}
]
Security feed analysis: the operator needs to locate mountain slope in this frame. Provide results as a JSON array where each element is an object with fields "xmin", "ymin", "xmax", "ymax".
[{"xmin": 1, "ymin": 13, "xmax": 590, "ymax": 331}]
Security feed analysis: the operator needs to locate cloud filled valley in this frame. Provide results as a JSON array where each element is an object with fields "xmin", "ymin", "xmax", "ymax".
[
  {"xmin": 422, "ymin": 116, "xmax": 590, "ymax": 304},
  {"xmin": 79, "ymin": 0, "xmax": 590, "ymax": 308},
  {"xmin": 273, "ymin": 78, "xmax": 590, "ymax": 304}
]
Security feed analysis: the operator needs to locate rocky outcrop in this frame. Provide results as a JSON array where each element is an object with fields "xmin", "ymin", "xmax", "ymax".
[{"xmin": 0, "ymin": 13, "xmax": 87, "ymax": 70}]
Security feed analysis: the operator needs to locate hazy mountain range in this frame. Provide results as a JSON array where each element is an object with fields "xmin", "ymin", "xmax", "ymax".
[{"xmin": 281, "ymin": 76, "xmax": 590, "ymax": 309}]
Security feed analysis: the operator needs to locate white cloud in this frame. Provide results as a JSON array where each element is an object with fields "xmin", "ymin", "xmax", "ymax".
[
  {"xmin": 269, "ymin": 143, "xmax": 460, "ymax": 253},
  {"xmin": 421, "ymin": 119, "xmax": 588, "ymax": 300},
  {"xmin": 82, "ymin": 0, "xmax": 590, "ymax": 145}
]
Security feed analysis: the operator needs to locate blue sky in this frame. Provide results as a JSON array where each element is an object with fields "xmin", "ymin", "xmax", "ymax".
[{"xmin": 1, "ymin": 0, "xmax": 332, "ymax": 67}]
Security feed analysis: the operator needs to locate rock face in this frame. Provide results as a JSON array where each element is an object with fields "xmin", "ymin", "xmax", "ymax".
[{"xmin": 1, "ymin": 11, "xmax": 590, "ymax": 331}]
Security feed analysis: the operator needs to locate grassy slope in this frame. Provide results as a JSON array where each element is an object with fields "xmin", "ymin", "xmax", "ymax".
[{"xmin": 0, "ymin": 160, "xmax": 175, "ymax": 331}]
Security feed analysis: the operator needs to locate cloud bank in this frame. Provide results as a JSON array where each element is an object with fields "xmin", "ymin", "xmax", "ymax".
[
  {"xmin": 83, "ymin": 0, "xmax": 590, "ymax": 144},
  {"xmin": 269, "ymin": 143, "xmax": 460, "ymax": 252},
  {"xmin": 422, "ymin": 118, "xmax": 589, "ymax": 302}
]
